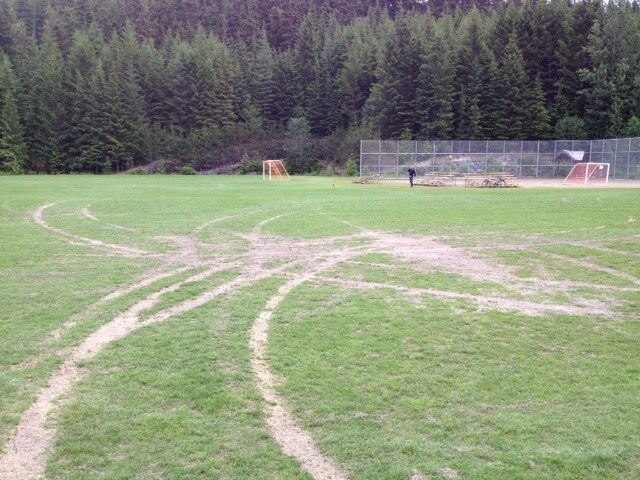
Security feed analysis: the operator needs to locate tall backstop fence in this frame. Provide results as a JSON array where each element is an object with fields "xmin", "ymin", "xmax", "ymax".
[{"xmin": 360, "ymin": 138, "xmax": 640, "ymax": 180}]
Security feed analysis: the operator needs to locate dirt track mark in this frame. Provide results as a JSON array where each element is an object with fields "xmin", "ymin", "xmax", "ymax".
[
  {"xmin": 34, "ymin": 204, "xmax": 151, "ymax": 258},
  {"xmin": 0, "ymin": 262, "xmax": 245, "ymax": 480},
  {"xmin": 250, "ymin": 255, "xmax": 356, "ymax": 480},
  {"xmin": 321, "ymin": 278, "xmax": 615, "ymax": 318},
  {"xmin": 536, "ymin": 251, "xmax": 640, "ymax": 285},
  {"xmin": 82, "ymin": 205, "xmax": 136, "ymax": 231},
  {"xmin": 81, "ymin": 206, "xmax": 98, "ymax": 221},
  {"xmin": 9, "ymin": 265, "xmax": 207, "ymax": 373}
]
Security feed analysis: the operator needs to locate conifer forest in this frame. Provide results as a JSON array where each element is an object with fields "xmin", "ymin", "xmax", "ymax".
[{"xmin": 0, "ymin": 0, "xmax": 639, "ymax": 174}]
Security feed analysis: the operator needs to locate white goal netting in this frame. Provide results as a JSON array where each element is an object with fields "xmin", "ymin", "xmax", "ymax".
[{"xmin": 564, "ymin": 162, "xmax": 610, "ymax": 185}]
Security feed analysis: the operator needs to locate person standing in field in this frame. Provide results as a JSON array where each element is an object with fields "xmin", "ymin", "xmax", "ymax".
[{"xmin": 408, "ymin": 167, "xmax": 416, "ymax": 187}]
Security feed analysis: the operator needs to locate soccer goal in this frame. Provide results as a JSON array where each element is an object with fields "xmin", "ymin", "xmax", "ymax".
[
  {"xmin": 262, "ymin": 160, "xmax": 290, "ymax": 181},
  {"xmin": 564, "ymin": 162, "xmax": 610, "ymax": 186}
]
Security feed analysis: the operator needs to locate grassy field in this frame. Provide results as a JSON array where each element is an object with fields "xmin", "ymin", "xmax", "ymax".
[{"xmin": 0, "ymin": 175, "xmax": 639, "ymax": 479}]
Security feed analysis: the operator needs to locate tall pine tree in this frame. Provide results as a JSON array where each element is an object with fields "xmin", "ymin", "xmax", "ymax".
[{"xmin": 29, "ymin": 23, "xmax": 67, "ymax": 172}]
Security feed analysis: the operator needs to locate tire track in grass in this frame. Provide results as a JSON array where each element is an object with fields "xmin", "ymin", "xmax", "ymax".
[
  {"xmin": 0, "ymin": 263, "xmax": 247, "ymax": 480},
  {"xmin": 320, "ymin": 278, "xmax": 616, "ymax": 318},
  {"xmin": 9, "ymin": 265, "xmax": 197, "ymax": 373},
  {"xmin": 5, "ymin": 206, "xmax": 357, "ymax": 480},
  {"xmin": 535, "ymin": 251, "xmax": 640, "ymax": 286},
  {"xmin": 249, "ymin": 252, "xmax": 361, "ymax": 480},
  {"xmin": 33, "ymin": 204, "xmax": 153, "ymax": 258},
  {"xmin": 2, "ymin": 206, "xmax": 256, "ymax": 479},
  {"xmin": 82, "ymin": 205, "xmax": 136, "ymax": 231}
]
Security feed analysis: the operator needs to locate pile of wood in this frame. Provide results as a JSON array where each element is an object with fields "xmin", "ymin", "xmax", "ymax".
[
  {"xmin": 353, "ymin": 174, "xmax": 384, "ymax": 184},
  {"xmin": 415, "ymin": 174, "xmax": 457, "ymax": 187},
  {"xmin": 464, "ymin": 173, "xmax": 518, "ymax": 188}
]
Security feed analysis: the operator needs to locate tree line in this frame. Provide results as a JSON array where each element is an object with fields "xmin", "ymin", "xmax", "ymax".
[{"xmin": 1, "ymin": 0, "xmax": 639, "ymax": 174}]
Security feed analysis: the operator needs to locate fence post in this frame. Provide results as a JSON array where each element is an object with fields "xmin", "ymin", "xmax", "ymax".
[
  {"xmin": 485, "ymin": 140, "xmax": 488, "ymax": 175},
  {"xmin": 614, "ymin": 138, "xmax": 619, "ymax": 179},
  {"xmin": 432, "ymin": 140, "xmax": 436, "ymax": 174},
  {"xmin": 553, "ymin": 139, "xmax": 557, "ymax": 177},
  {"xmin": 628, "ymin": 138, "xmax": 632, "ymax": 180},
  {"xmin": 396, "ymin": 140, "xmax": 399, "ymax": 179}
]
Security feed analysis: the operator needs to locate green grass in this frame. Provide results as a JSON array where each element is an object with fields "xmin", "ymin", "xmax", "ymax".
[{"xmin": 1, "ymin": 175, "xmax": 639, "ymax": 479}]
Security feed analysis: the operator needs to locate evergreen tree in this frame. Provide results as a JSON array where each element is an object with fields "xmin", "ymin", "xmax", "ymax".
[
  {"xmin": 312, "ymin": 17, "xmax": 349, "ymax": 135},
  {"xmin": 524, "ymin": 75, "xmax": 552, "ymax": 139},
  {"xmin": 453, "ymin": 9, "xmax": 494, "ymax": 139},
  {"xmin": 82, "ymin": 63, "xmax": 111, "ymax": 173},
  {"xmin": 338, "ymin": 19, "xmax": 378, "ymax": 127},
  {"xmin": 0, "ymin": 0, "xmax": 15, "ymax": 55},
  {"xmin": 493, "ymin": 32, "xmax": 530, "ymax": 139},
  {"xmin": 626, "ymin": 116, "xmax": 640, "ymax": 137},
  {"xmin": 0, "ymin": 53, "xmax": 19, "ymax": 100},
  {"xmin": 166, "ymin": 39, "xmax": 196, "ymax": 132},
  {"xmin": 271, "ymin": 50, "xmax": 297, "ymax": 128},
  {"xmin": 100, "ymin": 29, "xmax": 147, "ymax": 171},
  {"xmin": 285, "ymin": 109, "xmax": 312, "ymax": 173},
  {"xmin": 137, "ymin": 39, "xmax": 170, "ymax": 128},
  {"xmin": 580, "ymin": 3, "xmax": 640, "ymax": 138},
  {"xmin": 208, "ymin": 36, "xmax": 238, "ymax": 130},
  {"xmin": 252, "ymin": 29, "xmax": 275, "ymax": 125},
  {"xmin": 294, "ymin": 11, "xmax": 322, "ymax": 115},
  {"xmin": 14, "ymin": 0, "xmax": 46, "ymax": 39},
  {"xmin": 554, "ymin": 116, "xmax": 588, "ymax": 140},
  {"xmin": 553, "ymin": 0, "xmax": 600, "ymax": 122},
  {"xmin": 0, "ymin": 0, "xmax": 638, "ymax": 173},
  {"xmin": 0, "ymin": 88, "xmax": 28, "ymax": 173},
  {"xmin": 29, "ymin": 23, "xmax": 67, "ymax": 172},
  {"xmin": 517, "ymin": 0, "xmax": 569, "ymax": 112},
  {"xmin": 64, "ymin": 28, "xmax": 103, "ymax": 171},
  {"xmin": 364, "ymin": 12, "xmax": 422, "ymax": 138},
  {"xmin": 415, "ymin": 13, "xmax": 455, "ymax": 139}
]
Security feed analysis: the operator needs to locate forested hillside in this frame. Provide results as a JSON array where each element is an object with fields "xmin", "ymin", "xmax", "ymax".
[{"xmin": 0, "ymin": 0, "xmax": 639, "ymax": 174}]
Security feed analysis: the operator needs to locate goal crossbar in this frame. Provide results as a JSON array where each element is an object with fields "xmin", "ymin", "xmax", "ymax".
[
  {"xmin": 564, "ymin": 162, "xmax": 610, "ymax": 185},
  {"xmin": 262, "ymin": 160, "xmax": 290, "ymax": 181}
]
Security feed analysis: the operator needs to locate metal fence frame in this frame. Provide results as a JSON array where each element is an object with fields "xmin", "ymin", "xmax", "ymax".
[{"xmin": 359, "ymin": 138, "xmax": 640, "ymax": 180}]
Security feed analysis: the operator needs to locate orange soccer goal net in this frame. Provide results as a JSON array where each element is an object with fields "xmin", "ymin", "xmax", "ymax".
[
  {"xmin": 262, "ymin": 160, "xmax": 290, "ymax": 181},
  {"xmin": 564, "ymin": 162, "xmax": 610, "ymax": 186}
]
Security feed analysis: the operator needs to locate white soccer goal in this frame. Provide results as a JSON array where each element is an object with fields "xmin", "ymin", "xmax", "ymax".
[
  {"xmin": 262, "ymin": 159, "xmax": 290, "ymax": 181},
  {"xmin": 564, "ymin": 162, "xmax": 610, "ymax": 185}
]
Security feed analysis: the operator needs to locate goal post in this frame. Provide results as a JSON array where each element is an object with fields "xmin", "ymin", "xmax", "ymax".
[
  {"xmin": 262, "ymin": 159, "xmax": 290, "ymax": 181},
  {"xmin": 564, "ymin": 162, "xmax": 610, "ymax": 186}
]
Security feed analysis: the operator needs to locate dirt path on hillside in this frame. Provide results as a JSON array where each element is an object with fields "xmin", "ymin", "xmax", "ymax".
[{"xmin": 0, "ymin": 204, "xmax": 631, "ymax": 480}]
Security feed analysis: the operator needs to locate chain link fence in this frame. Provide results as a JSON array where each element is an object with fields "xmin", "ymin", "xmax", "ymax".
[{"xmin": 360, "ymin": 138, "xmax": 640, "ymax": 179}]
